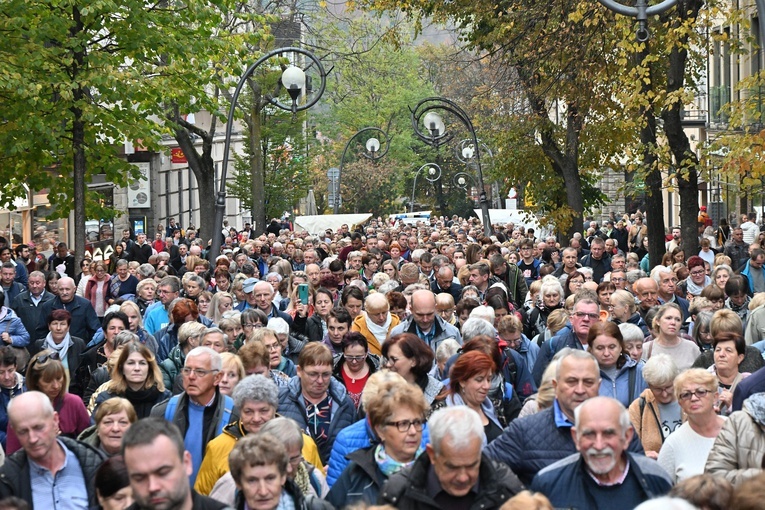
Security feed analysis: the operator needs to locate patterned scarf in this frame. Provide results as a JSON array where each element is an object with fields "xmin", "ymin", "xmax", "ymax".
[
  {"xmin": 374, "ymin": 443, "xmax": 423, "ymax": 477},
  {"xmin": 293, "ymin": 462, "xmax": 312, "ymax": 496}
]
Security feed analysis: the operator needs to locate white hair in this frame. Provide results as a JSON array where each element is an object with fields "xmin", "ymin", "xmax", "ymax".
[
  {"xmin": 469, "ymin": 305, "xmax": 495, "ymax": 324},
  {"xmin": 429, "ymin": 406, "xmax": 485, "ymax": 454},
  {"xmin": 267, "ymin": 317, "xmax": 289, "ymax": 336},
  {"xmin": 185, "ymin": 346, "xmax": 222, "ymax": 371},
  {"xmin": 460, "ymin": 317, "xmax": 495, "ymax": 342},
  {"xmin": 633, "ymin": 498, "xmax": 698, "ymax": 510}
]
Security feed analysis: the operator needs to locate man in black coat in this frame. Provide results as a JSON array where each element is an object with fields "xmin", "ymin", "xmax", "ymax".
[
  {"xmin": 37, "ymin": 276, "xmax": 100, "ymax": 343},
  {"xmin": 380, "ymin": 406, "xmax": 524, "ymax": 509}
]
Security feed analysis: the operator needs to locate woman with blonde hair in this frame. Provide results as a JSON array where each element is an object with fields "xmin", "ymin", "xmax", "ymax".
[
  {"xmin": 218, "ymin": 352, "xmax": 244, "ymax": 396},
  {"xmin": 658, "ymin": 369, "xmax": 725, "ymax": 482},
  {"xmin": 91, "ymin": 340, "xmax": 170, "ymax": 418},
  {"xmin": 207, "ymin": 291, "xmax": 234, "ymax": 324},
  {"xmin": 78, "ymin": 397, "xmax": 137, "ymax": 456},
  {"xmin": 119, "ymin": 300, "xmax": 159, "ymax": 354}
]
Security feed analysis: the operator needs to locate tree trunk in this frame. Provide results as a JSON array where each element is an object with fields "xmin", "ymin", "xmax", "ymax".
[
  {"xmin": 250, "ymin": 100, "xmax": 266, "ymax": 236},
  {"xmin": 71, "ymin": 6, "xmax": 86, "ymax": 266},
  {"xmin": 661, "ymin": 0, "xmax": 704, "ymax": 257},
  {"xmin": 173, "ymin": 127, "xmax": 216, "ymax": 250},
  {"xmin": 72, "ymin": 108, "xmax": 86, "ymax": 267},
  {"xmin": 637, "ymin": 43, "xmax": 666, "ymax": 270}
]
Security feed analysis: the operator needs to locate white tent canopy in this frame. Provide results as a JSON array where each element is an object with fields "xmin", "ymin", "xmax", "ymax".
[
  {"xmin": 294, "ymin": 213, "xmax": 373, "ymax": 235},
  {"xmin": 474, "ymin": 209, "xmax": 551, "ymax": 237}
]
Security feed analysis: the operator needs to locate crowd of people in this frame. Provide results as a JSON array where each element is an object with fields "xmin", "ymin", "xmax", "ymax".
[{"xmin": 3, "ymin": 211, "xmax": 765, "ymax": 509}]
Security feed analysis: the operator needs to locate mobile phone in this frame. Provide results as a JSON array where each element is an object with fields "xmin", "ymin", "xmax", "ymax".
[{"xmin": 298, "ymin": 283, "xmax": 309, "ymax": 305}]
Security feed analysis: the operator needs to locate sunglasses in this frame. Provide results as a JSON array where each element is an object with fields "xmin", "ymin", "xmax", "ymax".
[{"xmin": 33, "ymin": 351, "xmax": 60, "ymax": 367}]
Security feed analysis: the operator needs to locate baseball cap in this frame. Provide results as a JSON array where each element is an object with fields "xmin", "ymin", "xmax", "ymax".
[{"xmin": 243, "ymin": 278, "xmax": 258, "ymax": 293}]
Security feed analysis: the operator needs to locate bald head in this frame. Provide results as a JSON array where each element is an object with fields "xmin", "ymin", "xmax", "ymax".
[{"xmin": 411, "ymin": 290, "xmax": 437, "ymax": 332}]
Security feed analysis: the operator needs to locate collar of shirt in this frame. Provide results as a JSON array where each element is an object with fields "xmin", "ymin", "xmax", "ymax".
[
  {"xmin": 29, "ymin": 439, "xmax": 70, "ymax": 474},
  {"xmin": 553, "ymin": 399, "xmax": 574, "ymax": 429},
  {"xmin": 585, "ymin": 456, "xmax": 631, "ymax": 486},
  {"xmin": 416, "ymin": 323, "xmax": 435, "ymax": 343}
]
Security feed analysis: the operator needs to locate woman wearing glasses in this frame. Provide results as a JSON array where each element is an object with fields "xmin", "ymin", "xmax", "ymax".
[
  {"xmin": 332, "ymin": 332, "xmax": 380, "ymax": 411},
  {"xmin": 641, "ymin": 303, "xmax": 699, "ymax": 371},
  {"xmin": 91, "ymin": 340, "xmax": 170, "ymax": 419},
  {"xmin": 326, "ymin": 378, "xmax": 428, "ymax": 509},
  {"xmin": 159, "ymin": 321, "xmax": 207, "ymax": 394},
  {"xmin": 657, "ymin": 369, "xmax": 725, "ymax": 483},
  {"xmin": 6, "ymin": 349, "xmax": 90, "ymax": 454},
  {"xmin": 678, "ymin": 256, "xmax": 711, "ymax": 299},
  {"xmin": 628, "ymin": 354, "xmax": 684, "ymax": 460}
]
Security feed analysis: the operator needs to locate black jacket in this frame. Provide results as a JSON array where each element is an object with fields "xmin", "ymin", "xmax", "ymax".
[
  {"xmin": 0, "ymin": 436, "xmax": 105, "ymax": 507},
  {"xmin": 12, "ymin": 290, "xmax": 54, "ymax": 347},
  {"xmin": 379, "ymin": 451, "xmax": 524, "ymax": 510},
  {"xmin": 32, "ymin": 336, "xmax": 86, "ymax": 396},
  {"xmin": 38, "ymin": 295, "xmax": 100, "ymax": 344},
  {"xmin": 326, "ymin": 446, "xmax": 387, "ymax": 508}
]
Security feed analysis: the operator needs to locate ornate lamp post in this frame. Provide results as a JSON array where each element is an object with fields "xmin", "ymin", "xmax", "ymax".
[
  {"xmin": 411, "ymin": 97, "xmax": 492, "ymax": 236},
  {"xmin": 595, "ymin": 0, "xmax": 678, "ymax": 41},
  {"xmin": 211, "ymin": 47, "xmax": 328, "ymax": 258},
  {"xmin": 334, "ymin": 127, "xmax": 391, "ymax": 214},
  {"xmin": 411, "ymin": 163, "xmax": 442, "ymax": 212}
]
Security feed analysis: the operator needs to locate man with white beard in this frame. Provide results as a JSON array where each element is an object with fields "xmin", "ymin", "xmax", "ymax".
[{"xmin": 530, "ymin": 397, "xmax": 671, "ymax": 509}]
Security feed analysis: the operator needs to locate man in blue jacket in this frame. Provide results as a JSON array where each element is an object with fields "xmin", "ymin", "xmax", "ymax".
[
  {"xmin": 530, "ymin": 396, "xmax": 671, "ymax": 509},
  {"xmin": 485, "ymin": 349, "xmax": 644, "ymax": 485}
]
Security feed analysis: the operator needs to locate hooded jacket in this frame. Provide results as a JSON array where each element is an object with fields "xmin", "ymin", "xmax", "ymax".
[{"xmin": 705, "ymin": 392, "xmax": 765, "ymax": 485}]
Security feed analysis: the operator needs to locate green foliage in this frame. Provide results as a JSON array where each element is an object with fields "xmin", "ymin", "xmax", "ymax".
[
  {"xmin": 309, "ymin": 12, "xmax": 437, "ymax": 214},
  {"xmin": 229, "ymin": 108, "xmax": 312, "ymax": 219}
]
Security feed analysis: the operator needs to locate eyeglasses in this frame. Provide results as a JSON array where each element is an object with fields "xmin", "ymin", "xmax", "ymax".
[
  {"xmin": 181, "ymin": 367, "xmax": 219, "ymax": 378},
  {"xmin": 690, "ymin": 270, "xmax": 705, "ymax": 276},
  {"xmin": 572, "ymin": 312, "xmax": 599, "ymax": 321},
  {"xmin": 610, "ymin": 277, "xmax": 625, "ymax": 282},
  {"xmin": 385, "ymin": 419, "xmax": 425, "ymax": 432},
  {"xmin": 345, "ymin": 355, "xmax": 367, "ymax": 362},
  {"xmin": 264, "ymin": 343, "xmax": 280, "ymax": 352},
  {"xmin": 650, "ymin": 384, "xmax": 674, "ymax": 395},
  {"xmin": 33, "ymin": 351, "xmax": 60, "ymax": 367},
  {"xmin": 679, "ymin": 389, "xmax": 712, "ymax": 401},
  {"xmin": 288, "ymin": 453, "xmax": 304, "ymax": 466},
  {"xmin": 302, "ymin": 370, "xmax": 332, "ymax": 380},
  {"xmin": 242, "ymin": 323, "xmax": 262, "ymax": 330}
]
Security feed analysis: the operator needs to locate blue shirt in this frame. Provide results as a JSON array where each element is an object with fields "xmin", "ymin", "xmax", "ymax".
[
  {"xmin": 30, "ymin": 440, "xmax": 89, "ymax": 510},
  {"xmin": 553, "ymin": 399, "xmax": 574, "ymax": 429}
]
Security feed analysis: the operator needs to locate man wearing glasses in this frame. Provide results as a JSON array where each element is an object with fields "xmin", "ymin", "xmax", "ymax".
[
  {"xmin": 277, "ymin": 343, "xmax": 356, "ymax": 465},
  {"xmin": 151, "ymin": 346, "xmax": 235, "ymax": 486},
  {"xmin": 144, "ymin": 275, "xmax": 181, "ymax": 335},
  {"xmin": 532, "ymin": 297, "xmax": 601, "ymax": 386}
]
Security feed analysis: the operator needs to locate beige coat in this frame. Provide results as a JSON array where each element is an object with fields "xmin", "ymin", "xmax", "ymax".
[{"xmin": 705, "ymin": 404, "xmax": 765, "ymax": 486}]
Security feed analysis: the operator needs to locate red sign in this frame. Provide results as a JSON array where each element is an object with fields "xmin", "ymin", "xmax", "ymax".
[{"xmin": 171, "ymin": 147, "xmax": 187, "ymax": 164}]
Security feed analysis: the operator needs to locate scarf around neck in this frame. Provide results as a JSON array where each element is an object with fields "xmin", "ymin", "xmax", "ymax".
[
  {"xmin": 374, "ymin": 442, "xmax": 423, "ymax": 477},
  {"xmin": 44, "ymin": 332, "xmax": 71, "ymax": 370},
  {"xmin": 686, "ymin": 275, "xmax": 711, "ymax": 296},
  {"xmin": 365, "ymin": 312, "xmax": 391, "ymax": 343}
]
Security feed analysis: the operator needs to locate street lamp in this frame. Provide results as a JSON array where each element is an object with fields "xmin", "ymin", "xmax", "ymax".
[
  {"xmin": 411, "ymin": 97, "xmax": 492, "ymax": 236},
  {"xmin": 452, "ymin": 172, "xmax": 478, "ymax": 190},
  {"xmin": 212, "ymin": 47, "xmax": 328, "ymax": 258},
  {"xmin": 334, "ymin": 127, "xmax": 391, "ymax": 214},
  {"xmin": 595, "ymin": 0, "xmax": 678, "ymax": 41},
  {"xmin": 411, "ymin": 163, "xmax": 442, "ymax": 212}
]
